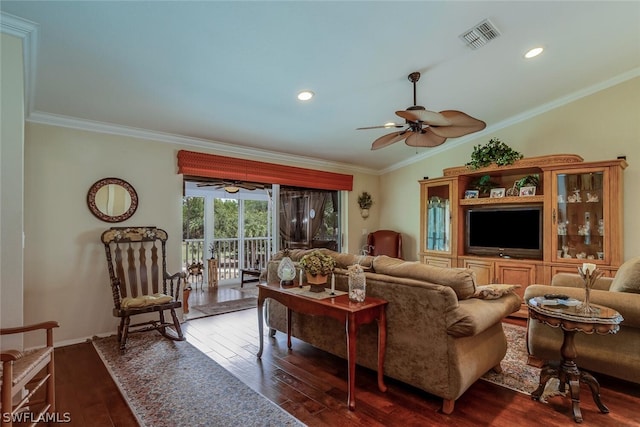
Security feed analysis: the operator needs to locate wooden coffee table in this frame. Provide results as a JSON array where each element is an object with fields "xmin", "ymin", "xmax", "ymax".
[
  {"xmin": 256, "ymin": 282, "xmax": 388, "ymax": 410},
  {"xmin": 527, "ymin": 297, "xmax": 623, "ymax": 423}
]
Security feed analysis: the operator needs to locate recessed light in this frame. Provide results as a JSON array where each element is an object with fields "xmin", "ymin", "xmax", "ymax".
[
  {"xmin": 297, "ymin": 90, "xmax": 314, "ymax": 101},
  {"xmin": 524, "ymin": 47, "xmax": 544, "ymax": 59}
]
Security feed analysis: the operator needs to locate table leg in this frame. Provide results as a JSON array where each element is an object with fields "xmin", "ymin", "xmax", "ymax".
[
  {"xmin": 377, "ymin": 307, "xmax": 387, "ymax": 393},
  {"xmin": 560, "ymin": 330, "xmax": 584, "ymax": 423},
  {"xmin": 257, "ymin": 296, "xmax": 264, "ymax": 358},
  {"xmin": 531, "ymin": 365, "xmax": 558, "ymax": 400},
  {"xmin": 346, "ymin": 313, "xmax": 357, "ymax": 411},
  {"xmin": 580, "ymin": 370, "xmax": 609, "ymax": 413},
  {"xmin": 286, "ymin": 308, "xmax": 292, "ymax": 350}
]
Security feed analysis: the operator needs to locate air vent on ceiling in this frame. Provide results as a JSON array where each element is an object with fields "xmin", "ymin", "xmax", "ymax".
[{"xmin": 459, "ymin": 19, "xmax": 501, "ymax": 50}]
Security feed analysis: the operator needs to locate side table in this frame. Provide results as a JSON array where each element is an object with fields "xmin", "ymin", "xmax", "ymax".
[
  {"xmin": 527, "ymin": 297, "xmax": 623, "ymax": 423},
  {"xmin": 257, "ymin": 282, "xmax": 388, "ymax": 411}
]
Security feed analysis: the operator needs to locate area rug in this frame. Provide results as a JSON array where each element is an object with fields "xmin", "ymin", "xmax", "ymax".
[
  {"xmin": 481, "ymin": 322, "xmax": 540, "ymax": 395},
  {"xmin": 92, "ymin": 334, "xmax": 303, "ymax": 427},
  {"xmin": 191, "ymin": 297, "xmax": 257, "ymax": 317}
]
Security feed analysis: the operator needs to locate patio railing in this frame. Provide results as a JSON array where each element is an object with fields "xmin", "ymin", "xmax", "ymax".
[{"xmin": 182, "ymin": 237, "xmax": 271, "ymax": 283}]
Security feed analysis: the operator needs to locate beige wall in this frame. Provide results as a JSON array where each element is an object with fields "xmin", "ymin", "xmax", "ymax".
[
  {"xmin": 0, "ymin": 33, "xmax": 25, "ymax": 350},
  {"xmin": 380, "ymin": 77, "xmax": 640, "ymax": 261},
  {"xmin": 23, "ymin": 123, "xmax": 377, "ymax": 345}
]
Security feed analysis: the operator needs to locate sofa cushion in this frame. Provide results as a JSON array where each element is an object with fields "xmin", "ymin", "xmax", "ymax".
[
  {"xmin": 610, "ymin": 256, "xmax": 640, "ymax": 294},
  {"xmin": 472, "ymin": 284, "xmax": 521, "ymax": 300},
  {"xmin": 372, "ymin": 255, "xmax": 476, "ymax": 299}
]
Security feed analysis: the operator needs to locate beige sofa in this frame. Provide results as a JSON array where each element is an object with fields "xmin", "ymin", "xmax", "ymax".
[
  {"xmin": 524, "ymin": 256, "xmax": 640, "ymax": 384},
  {"xmin": 265, "ymin": 249, "xmax": 521, "ymax": 414}
]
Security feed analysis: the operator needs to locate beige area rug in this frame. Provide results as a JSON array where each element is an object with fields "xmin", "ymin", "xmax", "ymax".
[
  {"xmin": 481, "ymin": 322, "xmax": 541, "ymax": 395},
  {"xmin": 190, "ymin": 297, "xmax": 257, "ymax": 317},
  {"xmin": 93, "ymin": 334, "xmax": 303, "ymax": 427}
]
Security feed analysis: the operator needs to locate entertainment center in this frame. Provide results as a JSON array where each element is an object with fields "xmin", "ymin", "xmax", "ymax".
[{"xmin": 419, "ymin": 154, "xmax": 627, "ymax": 317}]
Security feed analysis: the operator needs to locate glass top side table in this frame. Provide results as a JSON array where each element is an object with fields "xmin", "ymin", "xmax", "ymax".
[{"xmin": 527, "ymin": 297, "xmax": 623, "ymax": 423}]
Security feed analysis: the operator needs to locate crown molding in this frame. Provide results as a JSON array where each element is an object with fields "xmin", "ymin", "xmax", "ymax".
[
  {"xmin": 380, "ymin": 67, "xmax": 640, "ymax": 175},
  {"xmin": 26, "ymin": 111, "xmax": 379, "ymax": 177},
  {"xmin": 1, "ymin": 12, "xmax": 38, "ymax": 116}
]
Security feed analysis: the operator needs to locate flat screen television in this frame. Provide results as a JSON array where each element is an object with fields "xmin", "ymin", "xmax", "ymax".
[{"xmin": 465, "ymin": 204, "xmax": 543, "ymax": 259}]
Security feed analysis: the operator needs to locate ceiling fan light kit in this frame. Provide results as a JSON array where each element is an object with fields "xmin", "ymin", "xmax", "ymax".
[{"xmin": 359, "ymin": 72, "xmax": 486, "ymax": 151}]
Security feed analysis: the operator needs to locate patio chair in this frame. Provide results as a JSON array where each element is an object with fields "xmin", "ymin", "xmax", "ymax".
[
  {"xmin": 1, "ymin": 321, "xmax": 59, "ymax": 426},
  {"xmin": 101, "ymin": 226, "xmax": 185, "ymax": 353}
]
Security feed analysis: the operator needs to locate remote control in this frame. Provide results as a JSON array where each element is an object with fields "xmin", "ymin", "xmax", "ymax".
[{"xmin": 544, "ymin": 294, "xmax": 570, "ymax": 300}]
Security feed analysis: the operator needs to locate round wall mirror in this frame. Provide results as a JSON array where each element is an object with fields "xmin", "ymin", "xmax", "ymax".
[{"xmin": 87, "ymin": 178, "xmax": 138, "ymax": 223}]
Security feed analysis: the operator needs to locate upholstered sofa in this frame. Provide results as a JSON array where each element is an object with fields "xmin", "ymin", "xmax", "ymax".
[
  {"xmin": 524, "ymin": 256, "xmax": 640, "ymax": 384},
  {"xmin": 265, "ymin": 249, "xmax": 521, "ymax": 414}
]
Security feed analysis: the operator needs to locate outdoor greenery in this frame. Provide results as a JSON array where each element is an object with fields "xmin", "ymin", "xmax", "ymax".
[
  {"xmin": 182, "ymin": 197, "xmax": 269, "ymax": 240},
  {"xmin": 466, "ymin": 138, "xmax": 523, "ymax": 170}
]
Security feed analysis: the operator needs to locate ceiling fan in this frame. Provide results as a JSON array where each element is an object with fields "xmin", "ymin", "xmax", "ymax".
[
  {"xmin": 196, "ymin": 180, "xmax": 265, "ymax": 193},
  {"xmin": 358, "ymin": 72, "xmax": 486, "ymax": 150}
]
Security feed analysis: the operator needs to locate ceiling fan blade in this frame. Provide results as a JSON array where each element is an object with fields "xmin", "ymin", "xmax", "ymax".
[
  {"xmin": 405, "ymin": 129, "xmax": 447, "ymax": 148},
  {"xmin": 429, "ymin": 110, "xmax": 487, "ymax": 138},
  {"xmin": 371, "ymin": 130, "xmax": 413, "ymax": 150},
  {"xmin": 396, "ymin": 109, "xmax": 450, "ymax": 126},
  {"xmin": 357, "ymin": 124, "xmax": 404, "ymax": 130}
]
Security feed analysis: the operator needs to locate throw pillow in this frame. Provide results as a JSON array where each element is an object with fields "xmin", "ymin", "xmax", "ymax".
[
  {"xmin": 473, "ymin": 284, "xmax": 520, "ymax": 300},
  {"xmin": 610, "ymin": 256, "xmax": 640, "ymax": 293}
]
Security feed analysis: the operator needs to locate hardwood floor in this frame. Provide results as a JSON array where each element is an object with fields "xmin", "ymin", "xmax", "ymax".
[{"xmin": 52, "ymin": 285, "xmax": 640, "ymax": 426}]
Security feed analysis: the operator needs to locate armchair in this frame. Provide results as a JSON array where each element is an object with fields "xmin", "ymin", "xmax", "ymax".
[
  {"xmin": 101, "ymin": 226, "xmax": 185, "ymax": 353},
  {"xmin": 366, "ymin": 230, "xmax": 403, "ymax": 259},
  {"xmin": 1, "ymin": 321, "xmax": 59, "ymax": 426}
]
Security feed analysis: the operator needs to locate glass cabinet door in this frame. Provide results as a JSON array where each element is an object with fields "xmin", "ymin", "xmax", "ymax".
[
  {"xmin": 423, "ymin": 182, "xmax": 453, "ymax": 254},
  {"xmin": 554, "ymin": 170, "xmax": 606, "ymax": 263}
]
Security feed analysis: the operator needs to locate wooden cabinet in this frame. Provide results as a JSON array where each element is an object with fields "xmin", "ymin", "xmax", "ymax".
[
  {"xmin": 419, "ymin": 177, "xmax": 458, "ymax": 267},
  {"xmin": 419, "ymin": 155, "xmax": 627, "ymax": 309}
]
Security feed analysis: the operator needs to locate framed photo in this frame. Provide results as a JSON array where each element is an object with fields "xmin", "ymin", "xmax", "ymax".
[
  {"xmin": 490, "ymin": 188, "xmax": 506, "ymax": 198},
  {"xmin": 464, "ymin": 190, "xmax": 479, "ymax": 199},
  {"xmin": 519, "ymin": 186, "xmax": 536, "ymax": 197}
]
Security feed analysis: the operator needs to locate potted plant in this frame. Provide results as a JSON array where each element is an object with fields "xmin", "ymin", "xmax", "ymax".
[
  {"xmin": 299, "ymin": 250, "xmax": 336, "ymax": 292},
  {"xmin": 466, "ymin": 138, "xmax": 523, "ymax": 170},
  {"xmin": 471, "ymin": 174, "xmax": 498, "ymax": 195},
  {"xmin": 357, "ymin": 191, "xmax": 373, "ymax": 218}
]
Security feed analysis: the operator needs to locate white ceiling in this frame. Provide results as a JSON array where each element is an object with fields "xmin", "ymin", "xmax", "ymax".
[{"xmin": 2, "ymin": 1, "xmax": 639, "ymax": 172}]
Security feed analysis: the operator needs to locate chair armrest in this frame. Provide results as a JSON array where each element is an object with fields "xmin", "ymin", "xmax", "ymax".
[
  {"xmin": 551, "ymin": 273, "xmax": 612, "ymax": 290},
  {"xmin": 449, "ymin": 293, "xmax": 522, "ymax": 337},
  {"xmin": 164, "ymin": 271, "xmax": 185, "ymax": 299},
  {"xmin": 0, "ymin": 321, "xmax": 59, "ymax": 336},
  {"xmin": 1, "ymin": 349, "xmax": 24, "ymax": 362}
]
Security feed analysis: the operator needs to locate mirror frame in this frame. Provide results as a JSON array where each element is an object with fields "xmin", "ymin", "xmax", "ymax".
[{"xmin": 87, "ymin": 177, "xmax": 138, "ymax": 223}]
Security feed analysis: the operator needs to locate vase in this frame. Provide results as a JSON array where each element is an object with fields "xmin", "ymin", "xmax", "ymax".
[
  {"xmin": 348, "ymin": 265, "xmax": 366, "ymax": 303},
  {"xmin": 306, "ymin": 272, "xmax": 327, "ymax": 293},
  {"xmin": 576, "ymin": 265, "xmax": 601, "ymax": 315}
]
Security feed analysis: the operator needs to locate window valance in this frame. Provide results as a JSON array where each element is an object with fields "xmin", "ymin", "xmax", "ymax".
[{"xmin": 177, "ymin": 150, "xmax": 353, "ymax": 191}]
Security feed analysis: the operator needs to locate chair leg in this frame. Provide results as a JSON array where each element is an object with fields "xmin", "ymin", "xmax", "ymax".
[
  {"xmin": 120, "ymin": 316, "xmax": 131, "ymax": 353},
  {"xmin": 117, "ymin": 317, "xmax": 125, "ymax": 342},
  {"xmin": 47, "ymin": 352, "xmax": 56, "ymax": 415},
  {"xmin": 169, "ymin": 308, "xmax": 185, "ymax": 341}
]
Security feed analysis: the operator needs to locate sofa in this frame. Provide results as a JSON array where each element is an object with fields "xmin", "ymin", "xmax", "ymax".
[
  {"xmin": 265, "ymin": 249, "xmax": 521, "ymax": 414},
  {"xmin": 524, "ymin": 256, "xmax": 640, "ymax": 384}
]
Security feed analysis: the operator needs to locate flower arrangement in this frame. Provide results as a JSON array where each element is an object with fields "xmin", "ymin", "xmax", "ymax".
[
  {"xmin": 299, "ymin": 250, "xmax": 336, "ymax": 277},
  {"xmin": 577, "ymin": 263, "xmax": 603, "ymax": 315},
  {"xmin": 357, "ymin": 192, "xmax": 373, "ymax": 210}
]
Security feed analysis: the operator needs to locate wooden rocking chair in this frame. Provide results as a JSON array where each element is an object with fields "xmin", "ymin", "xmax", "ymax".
[{"xmin": 101, "ymin": 226, "xmax": 185, "ymax": 353}]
